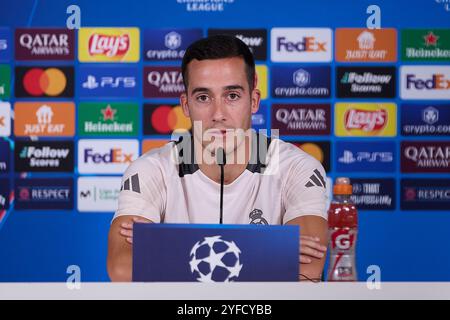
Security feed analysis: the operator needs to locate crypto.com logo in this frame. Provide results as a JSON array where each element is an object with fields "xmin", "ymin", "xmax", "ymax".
[{"xmin": 171, "ymin": 121, "xmax": 279, "ymax": 173}]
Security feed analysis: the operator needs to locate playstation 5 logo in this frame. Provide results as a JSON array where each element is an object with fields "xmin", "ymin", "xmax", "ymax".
[
  {"xmin": 0, "ymin": 39, "xmax": 7, "ymax": 50},
  {"xmin": 339, "ymin": 151, "xmax": 357, "ymax": 164},
  {"xmin": 82, "ymin": 75, "xmax": 136, "ymax": 89},
  {"xmin": 82, "ymin": 75, "xmax": 99, "ymax": 89},
  {"xmin": 339, "ymin": 150, "xmax": 393, "ymax": 164}
]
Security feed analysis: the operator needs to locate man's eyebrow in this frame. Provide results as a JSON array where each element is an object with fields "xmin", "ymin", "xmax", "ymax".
[
  {"xmin": 191, "ymin": 87, "xmax": 211, "ymax": 95},
  {"xmin": 224, "ymin": 85, "xmax": 245, "ymax": 91}
]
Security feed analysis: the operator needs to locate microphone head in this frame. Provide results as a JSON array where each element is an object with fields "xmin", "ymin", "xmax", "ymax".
[{"xmin": 216, "ymin": 147, "xmax": 226, "ymax": 166}]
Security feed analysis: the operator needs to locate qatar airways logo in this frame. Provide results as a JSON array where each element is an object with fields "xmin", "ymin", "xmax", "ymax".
[
  {"xmin": 88, "ymin": 33, "xmax": 129, "ymax": 57},
  {"xmin": 344, "ymin": 109, "xmax": 387, "ymax": 132}
]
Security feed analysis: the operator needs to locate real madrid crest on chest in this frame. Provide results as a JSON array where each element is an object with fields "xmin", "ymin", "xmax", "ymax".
[{"xmin": 249, "ymin": 208, "xmax": 268, "ymax": 225}]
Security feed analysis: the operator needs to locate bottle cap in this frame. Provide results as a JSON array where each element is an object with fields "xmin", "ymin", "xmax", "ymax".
[{"xmin": 333, "ymin": 177, "xmax": 352, "ymax": 195}]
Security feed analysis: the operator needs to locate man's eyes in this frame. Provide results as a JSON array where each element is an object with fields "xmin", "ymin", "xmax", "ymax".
[
  {"xmin": 227, "ymin": 92, "xmax": 241, "ymax": 101},
  {"xmin": 196, "ymin": 94, "xmax": 210, "ymax": 102},
  {"xmin": 194, "ymin": 92, "xmax": 241, "ymax": 103}
]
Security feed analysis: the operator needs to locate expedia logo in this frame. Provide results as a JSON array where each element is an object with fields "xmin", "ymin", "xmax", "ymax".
[
  {"xmin": 14, "ymin": 141, "xmax": 73, "ymax": 172},
  {"xmin": 401, "ymin": 141, "xmax": 450, "ymax": 173},
  {"xmin": 401, "ymin": 66, "xmax": 450, "ymax": 100},
  {"xmin": 15, "ymin": 66, "xmax": 74, "ymax": 98},
  {"xmin": 78, "ymin": 139, "xmax": 138, "ymax": 174},
  {"xmin": 15, "ymin": 29, "xmax": 74, "ymax": 60},
  {"xmin": 344, "ymin": 108, "xmax": 387, "ymax": 132},
  {"xmin": 144, "ymin": 67, "xmax": 185, "ymax": 98},
  {"xmin": 143, "ymin": 104, "xmax": 191, "ymax": 135}
]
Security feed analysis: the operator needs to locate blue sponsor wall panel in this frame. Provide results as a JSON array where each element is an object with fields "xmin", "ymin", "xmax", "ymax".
[{"xmin": 0, "ymin": 0, "xmax": 449, "ymax": 282}]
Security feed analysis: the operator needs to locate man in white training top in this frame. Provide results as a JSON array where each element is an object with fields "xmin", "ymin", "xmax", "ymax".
[{"xmin": 107, "ymin": 35, "xmax": 328, "ymax": 282}]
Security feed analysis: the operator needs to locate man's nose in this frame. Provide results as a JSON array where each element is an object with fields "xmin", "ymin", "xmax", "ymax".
[{"xmin": 212, "ymin": 99, "xmax": 227, "ymax": 122}]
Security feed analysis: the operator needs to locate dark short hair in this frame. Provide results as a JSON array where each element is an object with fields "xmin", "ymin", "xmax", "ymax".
[{"xmin": 181, "ymin": 35, "xmax": 256, "ymax": 92}]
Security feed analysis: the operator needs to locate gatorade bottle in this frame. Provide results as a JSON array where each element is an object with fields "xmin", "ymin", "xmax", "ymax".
[{"xmin": 327, "ymin": 177, "xmax": 358, "ymax": 281}]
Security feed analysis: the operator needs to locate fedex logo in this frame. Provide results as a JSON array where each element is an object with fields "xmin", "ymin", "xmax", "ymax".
[
  {"xmin": 84, "ymin": 148, "xmax": 133, "ymax": 164},
  {"xmin": 276, "ymin": 37, "xmax": 326, "ymax": 52},
  {"xmin": 78, "ymin": 139, "xmax": 138, "ymax": 174},
  {"xmin": 406, "ymin": 74, "xmax": 450, "ymax": 90},
  {"xmin": 401, "ymin": 66, "xmax": 450, "ymax": 100},
  {"xmin": 271, "ymin": 28, "xmax": 332, "ymax": 62}
]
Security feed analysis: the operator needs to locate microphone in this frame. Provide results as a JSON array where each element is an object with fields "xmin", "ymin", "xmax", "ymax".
[{"xmin": 216, "ymin": 147, "xmax": 226, "ymax": 224}]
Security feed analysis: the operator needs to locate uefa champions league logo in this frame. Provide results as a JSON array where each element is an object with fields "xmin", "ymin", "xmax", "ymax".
[{"xmin": 189, "ymin": 235, "xmax": 243, "ymax": 283}]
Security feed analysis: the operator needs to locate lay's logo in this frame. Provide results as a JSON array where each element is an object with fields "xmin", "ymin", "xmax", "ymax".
[
  {"xmin": 344, "ymin": 108, "xmax": 387, "ymax": 132},
  {"xmin": 79, "ymin": 28, "xmax": 139, "ymax": 62},
  {"xmin": 88, "ymin": 33, "xmax": 129, "ymax": 57},
  {"xmin": 335, "ymin": 103, "xmax": 396, "ymax": 137}
]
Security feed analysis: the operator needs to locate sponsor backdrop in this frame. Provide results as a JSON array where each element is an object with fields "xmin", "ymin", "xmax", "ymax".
[{"xmin": 0, "ymin": 0, "xmax": 449, "ymax": 282}]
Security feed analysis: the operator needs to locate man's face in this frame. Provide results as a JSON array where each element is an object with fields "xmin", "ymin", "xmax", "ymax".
[{"xmin": 180, "ymin": 57, "xmax": 260, "ymax": 156}]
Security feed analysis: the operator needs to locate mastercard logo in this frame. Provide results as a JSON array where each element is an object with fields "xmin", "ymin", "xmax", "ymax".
[
  {"xmin": 22, "ymin": 68, "xmax": 67, "ymax": 96},
  {"xmin": 150, "ymin": 105, "xmax": 191, "ymax": 134}
]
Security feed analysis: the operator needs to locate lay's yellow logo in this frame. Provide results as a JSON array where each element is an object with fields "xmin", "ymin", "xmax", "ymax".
[
  {"xmin": 256, "ymin": 65, "xmax": 268, "ymax": 100},
  {"xmin": 335, "ymin": 103, "xmax": 397, "ymax": 137},
  {"xmin": 78, "ymin": 28, "xmax": 140, "ymax": 62}
]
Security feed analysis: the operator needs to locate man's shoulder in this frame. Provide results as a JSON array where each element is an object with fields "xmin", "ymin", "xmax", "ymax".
[
  {"xmin": 125, "ymin": 141, "xmax": 178, "ymax": 175},
  {"xmin": 268, "ymin": 138, "xmax": 322, "ymax": 170}
]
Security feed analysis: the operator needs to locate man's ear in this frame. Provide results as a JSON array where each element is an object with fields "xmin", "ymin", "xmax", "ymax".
[
  {"xmin": 180, "ymin": 93, "xmax": 190, "ymax": 118},
  {"xmin": 251, "ymin": 73, "xmax": 260, "ymax": 114}
]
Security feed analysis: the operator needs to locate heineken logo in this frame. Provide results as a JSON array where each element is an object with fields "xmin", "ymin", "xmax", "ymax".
[
  {"xmin": 402, "ymin": 29, "xmax": 450, "ymax": 61},
  {"xmin": 78, "ymin": 103, "xmax": 138, "ymax": 137}
]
